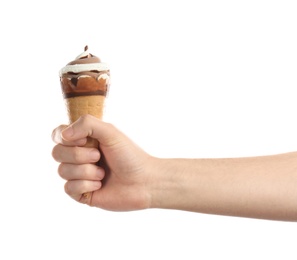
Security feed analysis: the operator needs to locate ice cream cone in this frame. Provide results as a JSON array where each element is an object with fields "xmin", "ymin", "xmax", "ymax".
[{"xmin": 59, "ymin": 46, "xmax": 110, "ymax": 199}]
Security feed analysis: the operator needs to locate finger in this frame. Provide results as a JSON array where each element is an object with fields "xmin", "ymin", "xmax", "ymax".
[
  {"xmin": 64, "ymin": 179, "xmax": 102, "ymax": 201},
  {"xmin": 58, "ymin": 163, "xmax": 105, "ymax": 181},
  {"xmin": 52, "ymin": 145, "xmax": 100, "ymax": 164},
  {"xmin": 52, "ymin": 124, "xmax": 87, "ymax": 146},
  {"xmin": 61, "ymin": 115, "xmax": 126, "ymax": 147}
]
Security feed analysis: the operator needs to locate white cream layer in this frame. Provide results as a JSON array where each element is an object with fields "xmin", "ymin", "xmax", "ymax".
[{"xmin": 59, "ymin": 63, "xmax": 109, "ymax": 76}]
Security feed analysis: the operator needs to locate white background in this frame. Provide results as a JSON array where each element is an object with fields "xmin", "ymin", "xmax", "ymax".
[{"xmin": 1, "ymin": 0, "xmax": 297, "ymax": 259}]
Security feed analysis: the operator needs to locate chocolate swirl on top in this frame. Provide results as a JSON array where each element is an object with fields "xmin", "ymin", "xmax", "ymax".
[{"xmin": 60, "ymin": 46, "xmax": 110, "ymax": 98}]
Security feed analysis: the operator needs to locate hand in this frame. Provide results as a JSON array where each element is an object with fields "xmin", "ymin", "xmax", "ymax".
[{"xmin": 52, "ymin": 115, "xmax": 154, "ymax": 211}]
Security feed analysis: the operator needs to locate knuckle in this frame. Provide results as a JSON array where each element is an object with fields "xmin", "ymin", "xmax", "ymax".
[
  {"xmin": 79, "ymin": 114, "xmax": 92, "ymax": 124},
  {"xmin": 72, "ymin": 146, "xmax": 83, "ymax": 162},
  {"xmin": 57, "ymin": 163, "xmax": 66, "ymax": 179},
  {"xmin": 80, "ymin": 166, "xmax": 89, "ymax": 179},
  {"xmin": 51, "ymin": 128, "xmax": 57, "ymax": 142},
  {"xmin": 51, "ymin": 125, "xmax": 68, "ymax": 143},
  {"xmin": 64, "ymin": 182, "xmax": 71, "ymax": 195},
  {"xmin": 51, "ymin": 145, "xmax": 61, "ymax": 162},
  {"xmin": 79, "ymin": 181, "xmax": 86, "ymax": 191},
  {"xmin": 83, "ymin": 164, "xmax": 96, "ymax": 179}
]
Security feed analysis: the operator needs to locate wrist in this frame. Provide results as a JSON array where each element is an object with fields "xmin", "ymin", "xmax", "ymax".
[{"xmin": 147, "ymin": 157, "xmax": 186, "ymax": 210}]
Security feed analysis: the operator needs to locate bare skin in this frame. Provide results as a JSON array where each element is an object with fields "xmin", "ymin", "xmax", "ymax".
[{"xmin": 52, "ymin": 115, "xmax": 297, "ymax": 221}]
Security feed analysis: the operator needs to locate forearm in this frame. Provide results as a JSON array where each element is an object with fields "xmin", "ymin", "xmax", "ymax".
[{"xmin": 149, "ymin": 152, "xmax": 297, "ymax": 221}]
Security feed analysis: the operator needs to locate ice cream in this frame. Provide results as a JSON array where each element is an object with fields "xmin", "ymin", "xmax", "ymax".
[
  {"xmin": 59, "ymin": 45, "xmax": 110, "ymax": 123},
  {"xmin": 59, "ymin": 46, "xmax": 110, "ymax": 199}
]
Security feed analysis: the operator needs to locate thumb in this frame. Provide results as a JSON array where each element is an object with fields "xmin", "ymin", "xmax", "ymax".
[{"xmin": 61, "ymin": 115, "xmax": 123, "ymax": 147}]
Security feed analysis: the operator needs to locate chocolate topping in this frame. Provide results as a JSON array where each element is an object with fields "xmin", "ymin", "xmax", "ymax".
[{"xmin": 60, "ymin": 46, "xmax": 110, "ymax": 98}]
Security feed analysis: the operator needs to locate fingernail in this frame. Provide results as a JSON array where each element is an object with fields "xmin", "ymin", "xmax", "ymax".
[
  {"xmin": 93, "ymin": 181, "xmax": 102, "ymax": 189},
  {"xmin": 62, "ymin": 126, "xmax": 74, "ymax": 138},
  {"xmin": 96, "ymin": 168, "xmax": 104, "ymax": 180},
  {"xmin": 75, "ymin": 138, "xmax": 87, "ymax": 146},
  {"xmin": 90, "ymin": 149, "xmax": 100, "ymax": 162}
]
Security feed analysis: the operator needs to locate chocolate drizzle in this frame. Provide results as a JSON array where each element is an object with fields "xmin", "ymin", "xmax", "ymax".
[{"xmin": 70, "ymin": 78, "xmax": 78, "ymax": 86}]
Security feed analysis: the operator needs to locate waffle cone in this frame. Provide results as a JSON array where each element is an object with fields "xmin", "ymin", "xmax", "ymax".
[
  {"xmin": 65, "ymin": 95, "xmax": 105, "ymax": 123},
  {"xmin": 65, "ymin": 95, "xmax": 106, "ymax": 150}
]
